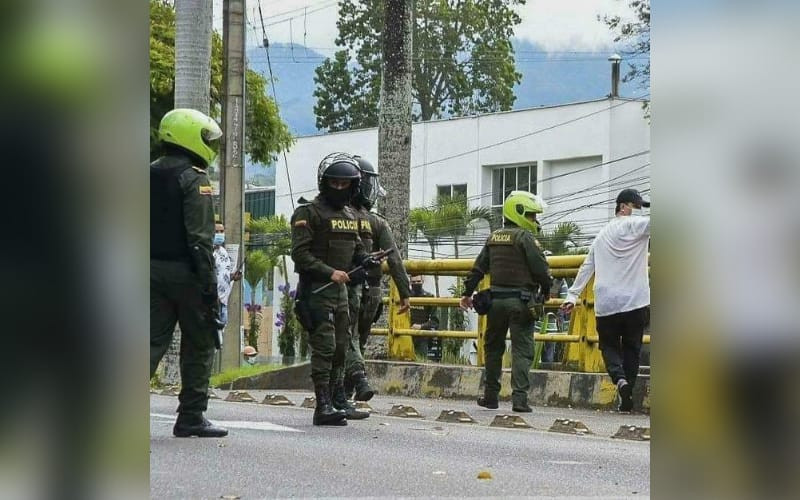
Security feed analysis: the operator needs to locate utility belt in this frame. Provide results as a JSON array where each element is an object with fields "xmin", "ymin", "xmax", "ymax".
[
  {"xmin": 489, "ymin": 290, "xmax": 533, "ymax": 301},
  {"xmin": 473, "ymin": 288, "xmax": 541, "ymax": 319}
]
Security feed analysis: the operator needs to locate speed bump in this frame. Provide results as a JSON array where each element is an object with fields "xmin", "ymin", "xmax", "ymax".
[
  {"xmin": 355, "ymin": 401, "xmax": 374, "ymax": 413},
  {"xmin": 436, "ymin": 410, "xmax": 477, "ymax": 424},
  {"xmin": 261, "ymin": 394, "xmax": 295, "ymax": 406},
  {"xmin": 490, "ymin": 414, "xmax": 532, "ymax": 429},
  {"xmin": 300, "ymin": 397, "xmax": 316, "ymax": 408},
  {"xmin": 548, "ymin": 418, "xmax": 592, "ymax": 435},
  {"xmin": 613, "ymin": 425, "xmax": 650, "ymax": 441},
  {"xmin": 387, "ymin": 404, "xmax": 423, "ymax": 418},
  {"xmin": 224, "ymin": 390, "xmax": 256, "ymax": 403},
  {"xmin": 159, "ymin": 386, "xmax": 180, "ymax": 396}
]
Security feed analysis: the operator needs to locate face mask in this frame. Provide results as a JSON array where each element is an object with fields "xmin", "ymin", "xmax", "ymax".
[
  {"xmin": 412, "ymin": 284, "xmax": 423, "ymax": 294},
  {"xmin": 631, "ymin": 208, "xmax": 645, "ymax": 217},
  {"xmin": 323, "ymin": 185, "xmax": 351, "ymax": 208},
  {"xmin": 213, "ymin": 233, "xmax": 225, "ymax": 246}
]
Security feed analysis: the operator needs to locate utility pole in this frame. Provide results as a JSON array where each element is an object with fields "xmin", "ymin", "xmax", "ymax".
[
  {"xmin": 378, "ymin": 0, "xmax": 414, "ymax": 258},
  {"xmin": 219, "ymin": 0, "xmax": 247, "ymax": 370}
]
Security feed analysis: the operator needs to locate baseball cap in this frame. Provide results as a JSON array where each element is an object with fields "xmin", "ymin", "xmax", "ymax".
[{"xmin": 616, "ymin": 188, "xmax": 651, "ymax": 208}]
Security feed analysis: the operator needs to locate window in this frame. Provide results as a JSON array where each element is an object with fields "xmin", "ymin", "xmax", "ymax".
[
  {"xmin": 491, "ymin": 164, "xmax": 537, "ymax": 224},
  {"xmin": 437, "ymin": 183, "xmax": 467, "ymax": 200}
]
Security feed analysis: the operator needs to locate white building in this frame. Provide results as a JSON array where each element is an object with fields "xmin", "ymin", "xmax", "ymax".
[{"xmin": 265, "ymin": 96, "xmax": 650, "ymax": 358}]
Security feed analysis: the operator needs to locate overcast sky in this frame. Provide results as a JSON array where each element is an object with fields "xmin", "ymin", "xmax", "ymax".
[{"xmin": 213, "ymin": 0, "xmax": 635, "ymax": 54}]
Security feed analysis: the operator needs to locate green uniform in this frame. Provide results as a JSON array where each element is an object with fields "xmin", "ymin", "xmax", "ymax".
[
  {"xmin": 463, "ymin": 224, "xmax": 551, "ymax": 406},
  {"xmin": 150, "ymin": 153, "xmax": 218, "ymax": 416},
  {"xmin": 291, "ymin": 196, "xmax": 365, "ymax": 386},
  {"xmin": 345, "ymin": 208, "xmax": 411, "ymax": 374}
]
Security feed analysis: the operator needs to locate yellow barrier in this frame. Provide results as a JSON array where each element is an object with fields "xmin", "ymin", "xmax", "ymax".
[{"xmin": 375, "ymin": 255, "xmax": 651, "ymax": 373}]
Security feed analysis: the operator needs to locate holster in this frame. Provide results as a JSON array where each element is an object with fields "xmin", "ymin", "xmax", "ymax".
[
  {"xmin": 294, "ymin": 276, "xmax": 315, "ymax": 332},
  {"xmin": 472, "ymin": 290, "xmax": 492, "ymax": 315}
]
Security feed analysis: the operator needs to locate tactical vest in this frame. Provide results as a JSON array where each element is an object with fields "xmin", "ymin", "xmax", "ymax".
[
  {"xmin": 487, "ymin": 228, "xmax": 535, "ymax": 290},
  {"xmin": 308, "ymin": 199, "xmax": 360, "ymax": 271},
  {"xmin": 150, "ymin": 155, "xmax": 192, "ymax": 261},
  {"xmin": 409, "ymin": 290, "xmax": 432, "ymax": 325}
]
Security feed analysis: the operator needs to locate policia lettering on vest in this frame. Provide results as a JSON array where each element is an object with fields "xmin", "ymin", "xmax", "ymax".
[
  {"xmin": 460, "ymin": 191, "xmax": 552, "ymax": 413},
  {"xmin": 291, "ymin": 152, "xmax": 392, "ymax": 426}
]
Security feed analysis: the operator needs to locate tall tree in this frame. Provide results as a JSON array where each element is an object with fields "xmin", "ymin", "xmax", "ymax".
[
  {"xmin": 600, "ymin": 0, "xmax": 650, "ymax": 94},
  {"xmin": 315, "ymin": 0, "xmax": 525, "ymax": 132},
  {"xmin": 378, "ymin": 0, "xmax": 415, "ymax": 259},
  {"xmin": 175, "ymin": 0, "xmax": 212, "ymax": 112},
  {"xmin": 150, "ymin": 0, "xmax": 293, "ymax": 161}
]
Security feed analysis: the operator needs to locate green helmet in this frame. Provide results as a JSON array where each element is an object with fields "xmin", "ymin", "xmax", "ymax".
[
  {"xmin": 158, "ymin": 109, "xmax": 222, "ymax": 165},
  {"xmin": 502, "ymin": 190, "xmax": 547, "ymax": 234}
]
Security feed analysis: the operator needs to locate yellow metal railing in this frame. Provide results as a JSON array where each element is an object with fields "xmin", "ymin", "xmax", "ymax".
[{"xmin": 376, "ymin": 255, "xmax": 651, "ymax": 373}]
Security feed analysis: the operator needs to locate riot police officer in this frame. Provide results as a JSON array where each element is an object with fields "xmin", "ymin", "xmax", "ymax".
[
  {"xmin": 150, "ymin": 108, "xmax": 227, "ymax": 437},
  {"xmin": 409, "ymin": 275, "xmax": 440, "ymax": 358},
  {"xmin": 344, "ymin": 155, "xmax": 411, "ymax": 401},
  {"xmin": 460, "ymin": 191, "xmax": 551, "ymax": 413},
  {"xmin": 291, "ymin": 153, "xmax": 379, "ymax": 425}
]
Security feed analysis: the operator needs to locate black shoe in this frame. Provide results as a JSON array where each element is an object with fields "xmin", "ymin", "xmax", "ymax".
[
  {"xmin": 477, "ymin": 396, "xmax": 499, "ymax": 409},
  {"xmin": 352, "ymin": 371, "xmax": 375, "ymax": 402},
  {"xmin": 343, "ymin": 373, "xmax": 356, "ymax": 400},
  {"xmin": 617, "ymin": 379, "xmax": 633, "ymax": 412},
  {"xmin": 512, "ymin": 401, "xmax": 532, "ymax": 413},
  {"xmin": 331, "ymin": 382, "xmax": 370, "ymax": 420},
  {"xmin": 313, "ymin": 384, "xmax": 348, "ymax": 426},
  {"xmin": 173, "ymin": 414, "xmax": 228, "ymax": 438}
]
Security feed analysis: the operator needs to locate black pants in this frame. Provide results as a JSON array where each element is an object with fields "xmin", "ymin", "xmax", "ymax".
[{"xmin": 595, "ymin": 307, "xmax": 648, "ymax": 387}]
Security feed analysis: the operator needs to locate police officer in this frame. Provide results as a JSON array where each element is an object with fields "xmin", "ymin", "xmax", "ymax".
[
  {"xmin": 409, "ymin": 275, "xmax": 440, "ymax": 358},
  {"xmin": 460, "ymin": 191, "xmax": 551, "ymax": 413},
  {"xmin": 150, "ymin": 108, "xmax": 227, "ymax": 437},
  {"xmin": 344, "ymin": 155, "xmax": 411, "ymax": 401},
  {"xmin": 291, "ymin": 153, "xmax": 379, "ymax": 425}
]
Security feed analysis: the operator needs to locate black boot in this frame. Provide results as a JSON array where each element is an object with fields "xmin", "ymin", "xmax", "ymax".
[
  {"xmin": 512, "ymin": 398, "xmax": 533, "ymax": 413},
  {"xmin": 173, "ymin": 413, "xmax": 228, "ymax": 438},
  {"xmin": 313, "ymin": 384, "xmax": 348, "ymax": 426},
  {"xmin": 343, "ymin": 372, "xmax": 356, "ymax": 400},
  {"xmin": 477, "ymin": 393, "xmax": 499, "ymax": 409},
  {"xmin": 351, "ymin": 370, "xmax": 375, "ymax": 402},
  {"xmin": 330, "ymin": 382, "xmax": 370, "ymax": 420}
]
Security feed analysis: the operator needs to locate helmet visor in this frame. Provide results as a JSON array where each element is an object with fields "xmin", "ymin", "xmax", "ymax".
[
  {"xmin": 201, "ymin": 127, "xmax": 222, "ymax": 149},
  {"xmin": 360, "ymin": 175, "xmax": 384, "ymax": 204}
]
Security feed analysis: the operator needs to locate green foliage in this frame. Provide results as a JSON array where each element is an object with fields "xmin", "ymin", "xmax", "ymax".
[
  {"xmin": 149, "ymin": 0, "xmax": 293, "ymax": 161},
  {"xmin": 314, "ymin": 0, "xmax": 525, "ymax": 132},
  {"xmin": 209, "ymin": 363, "xmax": 282, "ymax": 388},
  {"xmin": 243, "ymin": 249, "xmax": 272, "ymax": 347},
  {"xmin": 538, "ymin": 222, "xmax": 582, "ymax": 255},
  {"xmin": 444, "ymin": 279, "xmax": 467, "ymax": 359}
]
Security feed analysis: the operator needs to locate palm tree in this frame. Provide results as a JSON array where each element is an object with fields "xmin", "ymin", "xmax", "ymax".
[
  {"xmin": 174, "ymin": 0, "xmax": 212, "ymax": 112},
  {"xmin": 409, "ymin": 194, "xmax": 492, "ymax": 295},
  {"xmin": 243, "ymin": 249, "xmax": 271, "ymax": 347},
  {"xmin": 247, "ymin": 215, "xmax": 292, "ymax": 286},
  {"xmin": 538, "ymin": 222, "xmax": 582, "ymax": 255}
]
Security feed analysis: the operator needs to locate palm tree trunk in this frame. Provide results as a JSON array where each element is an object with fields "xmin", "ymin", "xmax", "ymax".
[
  {"xmin": 174, "ymin": 0, "xmax": 212, "ymax": 113},
  {"xmin": 378, "ymin": 0, "xmax": 414, "ymax": 258},
  {"xmin": 429, "ymin": 242, "xmax": 440, "ymax": 297}
]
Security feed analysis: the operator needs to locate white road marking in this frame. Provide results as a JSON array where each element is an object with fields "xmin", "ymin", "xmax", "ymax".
[
  {"xmin": 545, "ymin": 460, "xmax": 593, "ymax": 465},
  {"xmin": 150, "ymin": 413, "xmax": 303, "ymax": 433}
]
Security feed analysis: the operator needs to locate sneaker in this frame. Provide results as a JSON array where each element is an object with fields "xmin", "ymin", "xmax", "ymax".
[{"xmin": 617, "ymin": 379, "xmax": 633, "ymax": 412}]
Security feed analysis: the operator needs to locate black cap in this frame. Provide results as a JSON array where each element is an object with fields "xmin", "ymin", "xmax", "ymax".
[{"xmin": 616, "ymin": 188, "xmax": 650, "ymax": 208}]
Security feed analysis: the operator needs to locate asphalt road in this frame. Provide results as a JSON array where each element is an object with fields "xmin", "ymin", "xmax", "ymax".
[{"xmin": 151, "ymin": 390, "xmax": 650, "ymax": 499}]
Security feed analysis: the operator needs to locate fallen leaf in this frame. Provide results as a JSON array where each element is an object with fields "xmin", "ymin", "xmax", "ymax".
[
  {"xmin": 477, "ymin": 471, "xmax": 493, "ymax": 480},
  {"xmin": 433, "ymin": 471, "xmax": 446, "ymax": 476}
]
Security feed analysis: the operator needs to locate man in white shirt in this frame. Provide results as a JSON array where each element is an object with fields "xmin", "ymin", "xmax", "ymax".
[
  {"xmin": 213, "ymin": 223, "xmax": 242, "ymax": 329},
  {"xmin": 561, "ymin": 188, "xmax": 650, "ymax": 412}
]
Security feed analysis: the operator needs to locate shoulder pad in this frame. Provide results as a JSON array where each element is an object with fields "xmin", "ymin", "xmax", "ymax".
[{"xmin": 297, "ymin": 196, "xmax": 311, "ymax": 205}]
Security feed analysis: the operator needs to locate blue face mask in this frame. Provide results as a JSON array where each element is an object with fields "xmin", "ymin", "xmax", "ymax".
[{"xmin": 213, "ymin": 233, "xmax": 225, "ymax": 246}]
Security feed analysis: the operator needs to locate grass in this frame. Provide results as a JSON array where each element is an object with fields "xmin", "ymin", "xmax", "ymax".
[{"xmin": 209, "ymin": 363, "xmax": 282, "ymax": 388}]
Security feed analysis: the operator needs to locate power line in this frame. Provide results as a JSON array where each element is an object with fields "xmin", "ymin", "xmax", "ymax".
[{"xmin": 257, "ymin": 1, "xmax": 296, "ymax": 211}]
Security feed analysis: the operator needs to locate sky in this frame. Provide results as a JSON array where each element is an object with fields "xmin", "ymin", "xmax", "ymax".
[{"xmin": 213, "ymin": 0, "xmax": 636, "ymax": 54}]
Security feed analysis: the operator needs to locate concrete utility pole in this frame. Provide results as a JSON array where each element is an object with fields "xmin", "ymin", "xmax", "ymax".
[
  {"xmin": 378, "ymin": 0, "xmax": 414, "ymax": 258},
  {"xmin": 219, "ymin": 0, "xmax": 247, "ymax": 370}
]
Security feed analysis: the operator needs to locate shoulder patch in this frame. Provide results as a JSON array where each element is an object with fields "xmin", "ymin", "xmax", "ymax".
[
  {"xmin": 198, "ymin": 185, "xmax": 213, "ymax": 195},
  {"xmin": 534, "ymin": 238, "xmax": 542, "ymax": 249},
  {"xmin": 294, "ymin": 220, "xmax": 308, "ymax": 227},
  {"xmin": 191, "ymin": 166, "xmax": 207, "ymax": 174}
]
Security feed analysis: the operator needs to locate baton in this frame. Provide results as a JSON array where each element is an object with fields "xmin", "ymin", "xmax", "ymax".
[{"xmin": 311, "ymin": 248, "xmax": 395, "ymax": 294}]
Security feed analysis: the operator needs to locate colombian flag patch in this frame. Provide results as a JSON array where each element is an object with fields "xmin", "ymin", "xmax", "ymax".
[{"xmin": 198, "ymin": 185, "xmax": 213, "ymax": 195}]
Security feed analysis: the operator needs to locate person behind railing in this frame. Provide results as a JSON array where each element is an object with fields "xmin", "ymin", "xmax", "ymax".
[
  {"xmin": 561, "ymin": 188, "xmax": 651, "ymax": 413},
  {"xmin": 409, "ymin": 274, "xmax": 441, "ymax": 358},
  {"xmin": 460, "ymin": 191, "xmax": 552, "ymax": 413}
]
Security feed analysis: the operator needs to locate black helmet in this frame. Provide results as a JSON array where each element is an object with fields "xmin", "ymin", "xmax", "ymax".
[
  {"xmin": 353, "ymin": 155, "xmax": 385, "ymax": 209},
  {"xmin": 317, "ymin": 152, "xmax": 361, "ymax": 208}
]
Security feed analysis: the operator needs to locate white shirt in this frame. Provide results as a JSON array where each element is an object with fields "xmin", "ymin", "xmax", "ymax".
[
  {"xmin": 214, "ymin": 245, "xmax": 234, "ymax": 305},
  {"xmin": 565, "ymin": 215, "xmax": 650, "ymax": 317}
]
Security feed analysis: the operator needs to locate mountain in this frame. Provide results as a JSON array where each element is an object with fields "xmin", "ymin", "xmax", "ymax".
[{"xmin": 244, "ymin": 40, "xmax": 646, "ymax": 181}]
